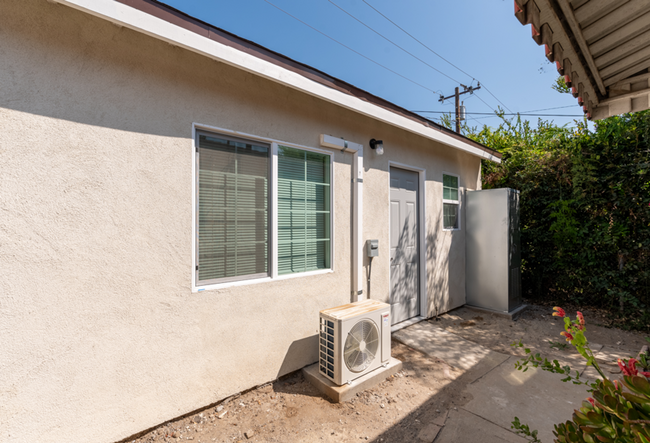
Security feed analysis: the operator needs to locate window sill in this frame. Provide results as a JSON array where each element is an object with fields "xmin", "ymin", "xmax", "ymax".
[{"xmin": 193, "ymin": 269, "xmax": 334, "ymax": 293}]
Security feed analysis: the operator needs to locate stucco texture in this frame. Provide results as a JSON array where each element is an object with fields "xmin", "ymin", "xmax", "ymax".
[
  {"xmin": 362, "ymin": 129, "xmax": 481, "ymax": 316},
  {"xmin": 0, "ymin": 1, "xmax": 480, "ymax": 442}
]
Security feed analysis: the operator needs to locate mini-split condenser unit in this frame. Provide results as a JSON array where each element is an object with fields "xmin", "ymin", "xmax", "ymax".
[{"xmin": 319, "ymin": 299, "xmax": 391, "ymax": 386}]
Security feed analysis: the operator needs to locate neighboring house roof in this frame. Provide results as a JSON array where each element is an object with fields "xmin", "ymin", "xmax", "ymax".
[
  {"xmin": 515, "ymin": 0, "xmax": 650, "ymax": 120},
  {"xmin": 53, "ymin": 0, "xmax": 501, "ymax": 162}
]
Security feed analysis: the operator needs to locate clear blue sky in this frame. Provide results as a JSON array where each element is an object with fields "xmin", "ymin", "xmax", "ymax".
[{"xmin": 160, "ymin": 0, "xmax": 587, "ymax": 131}]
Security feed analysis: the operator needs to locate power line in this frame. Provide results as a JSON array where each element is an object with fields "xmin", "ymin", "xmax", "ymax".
[
  {"xmin": 474, "ymin": 92, "xmax": 500, "ymax": 113},
  {"xmin": 326, "ymin": 0, "xmax": 462, "ymax": 84},
  {"xmin": 421, "ymin": 111, "xmax": 586, "ymax": 122},
  {"xmin": 481, "ymin": 84, "xmax": 513, "ymax": 114},
  {"xmin": 415, "ymin": 112, "xmax": 584, "ymax": 117},
  {"xmin": 521, "ymin": 105, "xmax": 578, "ymax": 113},
  {"xmin": 262, "ymin": 0, "xmax": 437, "ymax": 93},
  {"xmin": 411, "ymin": 104, "xmax": 581, "ymax": 116},
  {"xmin": 361, "ymin": 0, "xmax": 513, "ymax": 113},
  {"xmin": 360, "ymin": 0, "xmax": 473, "ymax": 80}
]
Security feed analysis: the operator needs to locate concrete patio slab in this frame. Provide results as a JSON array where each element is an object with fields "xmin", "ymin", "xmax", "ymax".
[
  {"xmin": 594, "ymin": 345, "xmax": 638, "ymax": 364},
  {"xmin": 580, "ymin": 345, "xmax": 638, "ymax": 379},
  {"xmin": 463, "ymin": 355, "xmax": 590, "ymax": 443},
  {"xmin": 393, "ymin": 321, "xmax": 510, "ymax": 383},
  {"xmin": 465, "ymin": 303, "xmax": 529, "ymax": 320},
  {"xmin": 434, "ymin": 408, "xmax": 528, "ymax": 443}
]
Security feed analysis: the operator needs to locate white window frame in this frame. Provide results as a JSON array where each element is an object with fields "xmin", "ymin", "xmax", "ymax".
[
  {"xmin": 191, "ymin": 123, "xmax": 334, "ymax": 292},
  {"xmin": 442, "ymin": 171, "xmax": 461, "ymax": 231}
]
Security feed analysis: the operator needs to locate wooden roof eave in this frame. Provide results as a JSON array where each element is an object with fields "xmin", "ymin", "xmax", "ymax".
[
  {"xmin": 514, "ymin": 0, "xmax": 600, "ymax": 119},
  {"xmin": 514, "ymin": 0, "xmax": 650, "ymax": 121}
]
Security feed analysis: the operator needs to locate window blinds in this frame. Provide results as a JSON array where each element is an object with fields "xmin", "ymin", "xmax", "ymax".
[
  {"xmin": 197, "ymin": 134, "xmax": 269, "ymax": 282},
  {"xmin": 277, "ymin": 146, "xmax": 330, "ymax": 275}
]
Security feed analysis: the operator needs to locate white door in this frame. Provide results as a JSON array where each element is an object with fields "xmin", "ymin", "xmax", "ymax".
[{"xmin": 389, "ymin": 167, "xmax": 420, "ymax": 325}]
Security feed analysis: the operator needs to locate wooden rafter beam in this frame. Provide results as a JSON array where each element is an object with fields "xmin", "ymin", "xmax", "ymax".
[
  {"xmin": 609, "ymin": 71, "xmax": 650, "ymax": 89},
  {"xmin": 555, "ymin": 0, "xmax": 608, "ymax": 96},
  {"xmin": 599, "ymin": 86, "xmax": 650, "ymax": 105},
  {"xmin": 602, "ymin": 54, "xmax": 650, "ymax": 87}
]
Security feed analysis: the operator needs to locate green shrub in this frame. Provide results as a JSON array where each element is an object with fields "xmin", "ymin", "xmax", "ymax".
[
  {"xmin": 554, "ymin": 376, "xmax": 650, "ymax": 443},
  {"xmin": 467, "ymin": 112, "xmax": 650, "ymax": 330},
  {"xmin": 513, "ymin": 309, "xmax": 650, "ymax": 442}
]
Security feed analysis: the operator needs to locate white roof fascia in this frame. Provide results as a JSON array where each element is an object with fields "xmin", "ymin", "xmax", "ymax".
[{"xmin": 53, "ymin": 0, "xmax": 501, "ymax": 163}]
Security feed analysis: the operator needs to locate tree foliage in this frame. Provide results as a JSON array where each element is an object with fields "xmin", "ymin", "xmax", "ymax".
[
  {"xmin": 552, "ymin": 75, "xmax": 572, "ymax": 94},
  {"xmin": 466, "ymin": 111, "xmax": 650, "ymax": 329}
]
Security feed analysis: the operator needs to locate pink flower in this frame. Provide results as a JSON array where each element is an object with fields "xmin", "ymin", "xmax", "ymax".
[
  {"xmin": 618, "ymin": 359, "xmax": 630, "ymax": 376},
  {"xmin": 629, "ymin": 358, "xmax": 639, "ymax": 376},
  {"xmin": 618, "ymin": 358, "xmax": 639, "ymax": 376},
  {"xmin": 561, "ymin": 331, "xmax": 574, "ymax": 342},
  {"xmin": 614, "ymin": 380, "xmax": 620, "ymax": 390},
  {"xmin": 577, "ymin": 311, "xmax": 585, "ymax": 327},
  {"xmin": 641, "ymin": 371, "xmax": 650, "ymax": 378},
  {"xmin": 553, "ymin": 307, "xmax": 566, "ymax": 318},
  {"xmin": 587, "ymin": 398, "xmax": 595, "ymax": 407}
]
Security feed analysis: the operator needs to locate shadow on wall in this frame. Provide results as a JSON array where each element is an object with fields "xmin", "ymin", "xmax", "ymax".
[
  {"xmin": 380, "ymin": 196, "xmax": 456, "ymax": 321},
  {"xmin": 388, "ymin": 210, "xmax": 421, "ymax": 322},
  {"xmin": 276, "ymin": 335, "xmax": 318, "ymax": 380},
  {"xmin": 426, "ymin": 215, "xmax": 452, "ymax": 317}
]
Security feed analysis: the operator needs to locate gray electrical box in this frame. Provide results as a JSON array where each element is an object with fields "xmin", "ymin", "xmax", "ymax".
[
  {"xmin": 466, "ymin": 188, "xmax": 522, "ymax": 314},
  {"xmin": 366, "ymin": 239, "xmax": 379, "ymax": 257}
]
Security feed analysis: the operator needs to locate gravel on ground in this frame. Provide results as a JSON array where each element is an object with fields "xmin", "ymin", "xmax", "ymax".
[{"xmin": 123, "ymin": 304, "xmax": 648, "ymax": 443}]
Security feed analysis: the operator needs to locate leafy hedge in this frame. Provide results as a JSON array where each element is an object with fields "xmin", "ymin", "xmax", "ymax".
[{"xmin": 467, "ymin": 112, "xmax": 650, "ymax": 329}]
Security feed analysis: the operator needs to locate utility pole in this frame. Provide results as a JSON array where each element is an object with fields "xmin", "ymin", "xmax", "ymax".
[{"xmin": 438, "ymin": 82, "xmax": 481, "ymax": 133}]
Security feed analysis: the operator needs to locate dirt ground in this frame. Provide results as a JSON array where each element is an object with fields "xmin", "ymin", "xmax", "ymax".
[{"xmin": 123, "ymin": 304, "xmax": 648, "ymax": 443}]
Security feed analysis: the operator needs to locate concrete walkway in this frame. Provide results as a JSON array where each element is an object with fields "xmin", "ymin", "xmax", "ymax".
[{"xmin": 394, "ymin": 321, "xmax": 590, "ymax": 443}]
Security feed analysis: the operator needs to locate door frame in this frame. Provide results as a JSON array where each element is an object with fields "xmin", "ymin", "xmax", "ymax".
[{"xmin": 388, "ymin": 162, "xmax": 428, "ymax": 326}]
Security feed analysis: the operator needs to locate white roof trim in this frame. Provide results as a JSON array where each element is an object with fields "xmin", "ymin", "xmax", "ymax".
[{"xmin": 53, "ymin": 0, "xmax": 500, "ymax": 163}]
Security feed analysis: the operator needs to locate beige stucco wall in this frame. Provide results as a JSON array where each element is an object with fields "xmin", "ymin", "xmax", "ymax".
[
  {"xmin": 0, "ymin": 1, "xmax": 481, "ymax": 442},
  {"xmin": 363, "ymin": 134, "xmax": 481, "ymax": 316}
]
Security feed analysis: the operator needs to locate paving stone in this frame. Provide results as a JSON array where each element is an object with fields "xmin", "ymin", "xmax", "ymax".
[
  {"xmin": 435, "ymin": 409, "xmax": 527, "ymax": 443},
  {"xmin": 463, "ymin": 356, "xmax": 589, "ymax": 443},
  {"xmin": 432, "ymin": 409, "xmax": 449, "ymax": 427},
  {"xmin": 392, "ymin": 322, "xmax": 509, "ymax": 382},
  {"xmin": 416, "ymin": 424, "xmax": 441, "ymax": 442}
]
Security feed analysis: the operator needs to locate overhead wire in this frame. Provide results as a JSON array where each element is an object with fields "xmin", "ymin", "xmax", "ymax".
[
  {"xmin": 481, "ymin": 84, "xmax": 513, "ymax": 114},
  {"xmin": 521, "ymin": 104, "xmax": 579, "ymax": 113},
  {"xmin": 326, "ymin": 0, "xmax": 462, "ymax": 84},
  {"xmin": 262, "ymin": 0, "xmax": 438, "ymax": 93},
  {"xmin": 256, "ymin": 1, "xmax": 576, "ymax": 126},
  {"xmin": 361, "ymin": 0, "xmax": 514, "ymax": 112},
  {"xmin": 360, "ymin": 0, "xmax": 473, "ymax": 80},
  {"xmin": 411, "ymin": 104, "xmax": 581, "ymax": 116},
  {"xmin": 266, "ymin": 0, "xmax": 517, "ymax": 120},
  {"xmin": 414, "ymin": 112, "xmax": 584, "ymax": 117},
  {"xmin": 474, "ymin": 92, "xmax": 502, "ymax": 114}
]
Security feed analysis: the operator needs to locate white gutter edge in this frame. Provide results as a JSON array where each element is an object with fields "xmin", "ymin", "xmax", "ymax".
[
  {"xmin": 52, "ymin": 0, "xmax": 501, "ymax": 164},
  {"xmin": 320, "ymin": 135, "xmax": 364, "ymax": 302}
]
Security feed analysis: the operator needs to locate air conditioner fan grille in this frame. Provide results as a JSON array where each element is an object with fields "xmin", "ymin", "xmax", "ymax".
[{"xmin": 344, "ymin": 319, "xmax": 379, "ymax": 373}]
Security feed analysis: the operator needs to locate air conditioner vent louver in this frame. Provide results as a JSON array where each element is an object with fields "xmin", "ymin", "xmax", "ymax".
[
  {"xmin": 344, "ymin": 319, "xmax": 379, "ymax": 372},
  {"xmin": 319, "ymin": 317, "xmax": 335, "ymax": 379},
  {"xmin": 319, "ymin": 300, "xmax": 391, "ymax": 385}
]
